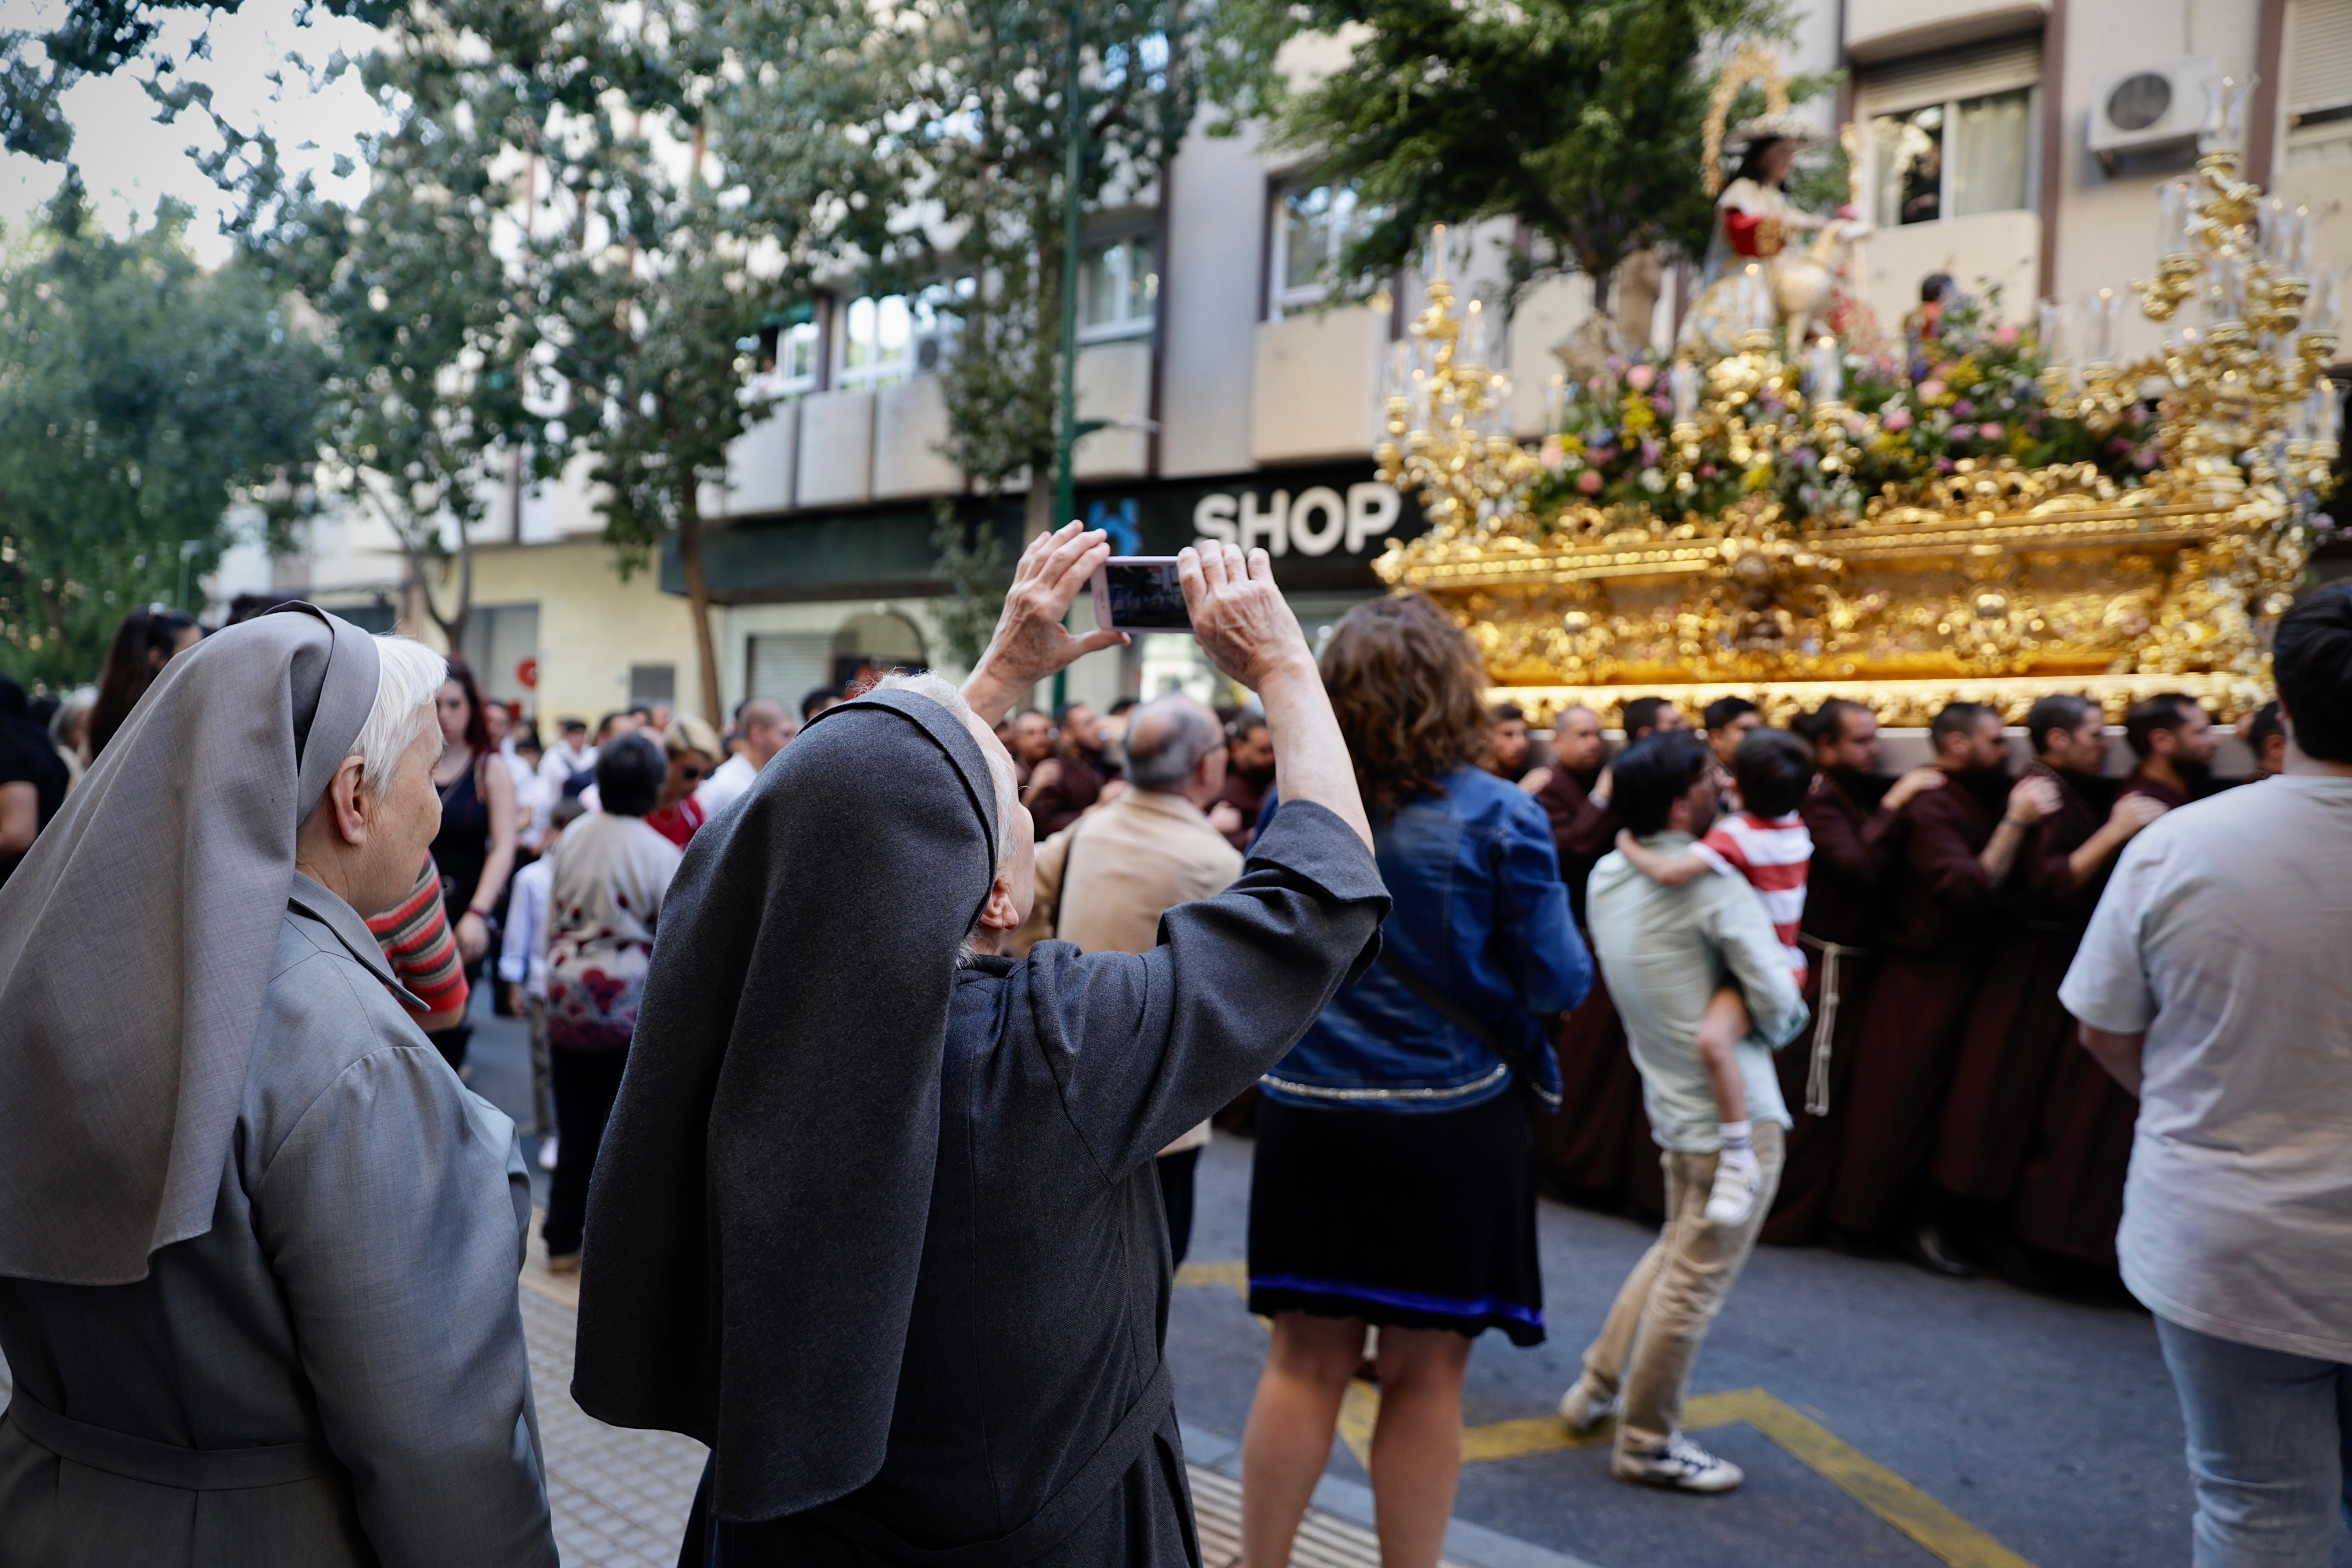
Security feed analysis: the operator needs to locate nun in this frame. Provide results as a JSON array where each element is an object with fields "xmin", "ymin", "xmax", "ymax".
[
  {"xmin": 0, "ymin": 606, "xmax": 557, "ymax": 1568},
  {"xmin": 573, "ymin": 530, "xmax": 1388, "ymax": 1565}
]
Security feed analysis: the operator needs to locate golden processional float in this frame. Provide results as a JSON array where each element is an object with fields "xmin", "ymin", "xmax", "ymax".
[{"xmin": 1372, "ymin": 59, "xmax": 2341, "ymax": 727}]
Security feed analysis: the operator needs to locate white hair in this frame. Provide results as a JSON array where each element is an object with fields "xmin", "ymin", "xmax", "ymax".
[
  {"xmin": 350, "ymin": 636, "xmax": 451, "ymax": 796},
  {"xmin": 875, "ymin": 671, "xmax": 1019, "ymax": 870}
]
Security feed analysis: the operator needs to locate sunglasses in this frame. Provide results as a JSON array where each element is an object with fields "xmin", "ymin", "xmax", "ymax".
[{"xmin": 678, "ymin": 764, "xmax": 705, "ymax": 781}]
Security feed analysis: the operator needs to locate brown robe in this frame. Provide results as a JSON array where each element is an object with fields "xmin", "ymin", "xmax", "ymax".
[
  {"xmin": 1930, "ymin": 763, "xmax": 2113, "ymax": 1203},
  {"xmin": 1027, "ymin": 746, "xmax": 1109, "ymax": 838},
  {"xmin": 1763, "ymin": 768, "xmax": 1899, "ymax": 1245},
  {"xmin": 2009, "ymin": 767, "xmax": 2177, "ymax": 1263},
  {"xmin": 1828, "ymin": 771, "xmax": 2009, "ymax": 1238},
  {"xmin": 1213, "ymin": 769, "xmax": 1273, "ymax": 852},
  {"xmin": 1526, "ymin": 765, "xmax": 1659, "ymax": 1212}
]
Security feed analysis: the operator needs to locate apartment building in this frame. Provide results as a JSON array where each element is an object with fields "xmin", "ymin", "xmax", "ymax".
[{"xmin": 240, "ymin": 0, "xmax": 2352, "ymax": 728}]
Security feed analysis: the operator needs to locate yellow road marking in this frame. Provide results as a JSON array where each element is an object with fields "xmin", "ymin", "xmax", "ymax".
[{"xmin": 1176, "ymin": 1264, "xmax": 2035, "ymax": 1568}]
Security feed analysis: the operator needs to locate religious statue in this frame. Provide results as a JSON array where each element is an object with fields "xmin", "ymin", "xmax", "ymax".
[{"xmin": 1677, "ymin": 46, "xmax": 1872, "ymax": 359}]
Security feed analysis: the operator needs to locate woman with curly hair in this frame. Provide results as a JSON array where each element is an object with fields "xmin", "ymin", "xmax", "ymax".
[{"xmin": 1238, "ymin": 592, "xmax": 1592, "ymax": 1568}]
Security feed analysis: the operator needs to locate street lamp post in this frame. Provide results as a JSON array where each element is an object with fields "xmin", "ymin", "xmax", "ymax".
[{"xmin": 1053, "ymin": 0, "xmax": 1084, "ymax": 537}]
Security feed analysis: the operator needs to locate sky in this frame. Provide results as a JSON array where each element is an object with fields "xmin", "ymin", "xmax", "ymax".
[{"xmin": 0, "ymin": 0, "xmax": 385, "ymax": 265}]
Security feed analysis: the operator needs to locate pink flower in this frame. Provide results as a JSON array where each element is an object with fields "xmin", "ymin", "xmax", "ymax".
[
  {"xmin": 1651, "ymin": 395, "xmax": 1674, "ymax": 415},
  {"xmin": 1576, "ymin": 469, "xmax": 1603, "ymax": 494},
  {"xmin": 1917, "ymin": 379, "xmax": 1947, "ymax": 403},
  {"xmin": 1626, "ymin": 364, "xmax": 1657, "ymax": 392},
  {"xmin": 1883, "ymin": 407, "xmax": 1913, "ymax": 432},
  {"xmin": 1994, "ymin": 324, "xmax": 2020, "ymax": 345},
  {"xmin": 1539, "ymin": 436, "xmax": 1566, "ymax": 471},
  {"xmin": 1951, "ymin": 399, "xmax": 1976, "ymax": 419},
  {"xmin": 1979, "ymin": 422, "xmax": 2004, "ymax": 440},
  {"xmin": 1698, "ymin": 463, "xmax": 1719, "ymax": 479},
  {"xmin": 1935, "ymin": 457, "xmax": 1956, "ymax": 473}
]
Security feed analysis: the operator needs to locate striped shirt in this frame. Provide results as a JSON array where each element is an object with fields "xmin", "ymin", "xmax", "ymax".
[
  {"xmin": 1692, "ymin": 810, "xmax": 1813, "ymax": 979},
  {"xmin": 366, "ymin": 857, "xmax": 470, "ymax": 1020}
]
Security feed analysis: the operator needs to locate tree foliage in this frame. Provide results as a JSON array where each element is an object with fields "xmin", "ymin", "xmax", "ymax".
[
  {"xmin": 715, "ymin": 0, "xmax": 1193, "ymax": 533},
  {"xmin": 1199, "ymin": 0, "xmax": 1817, "ymax": 310},
  {"xmin": 0, "ymin": 189, "xmax": 325, "ymax": 688}
]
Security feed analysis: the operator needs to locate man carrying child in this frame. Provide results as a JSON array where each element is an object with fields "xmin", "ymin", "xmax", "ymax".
[{"xmin": 1561, "ymin": 728, "xmax": 1811, "ymax": 1494}]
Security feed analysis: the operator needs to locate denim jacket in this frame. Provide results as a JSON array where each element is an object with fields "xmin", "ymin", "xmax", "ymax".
[{"xmin": 1259, "ymin": 766, "xmax": 1592, "ymax": 1113}]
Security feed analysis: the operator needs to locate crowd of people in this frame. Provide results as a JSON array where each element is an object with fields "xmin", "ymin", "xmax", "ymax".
[{"xmin": 0, "ymin": 541, "xmax": 2345, "ymax": 1568}]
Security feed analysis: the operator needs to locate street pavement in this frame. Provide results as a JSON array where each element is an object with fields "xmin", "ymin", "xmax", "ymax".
[{"xmin": 452, "ymin": 983, "xmax": 2217, "ymax": 1568}]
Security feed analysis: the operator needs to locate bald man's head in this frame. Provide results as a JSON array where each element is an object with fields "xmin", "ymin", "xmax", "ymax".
[
  {"xmin": 1124, "ymin": 694, "xmax": 1228, "ymax": 803},
  {"xmin": 739, "ymin": 699, "xmax": 796, "ymax": 767}
]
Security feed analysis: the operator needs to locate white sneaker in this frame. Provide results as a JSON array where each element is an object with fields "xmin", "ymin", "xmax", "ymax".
[
  {"xmin": 537, "ymin": 1136, "xmax": 559, "ymax": 1172},
  {"xmin": 1614, "ymin": 1433, "xmax": 1744, "ymax": 1493},
  {"xmin": 1558, "ymin": 1379, "xmax": 1619, "ymax": 1434},
  {"xmin": 1704, "ymin": 1147, "xmax": 1759, "ymax": 1226}
]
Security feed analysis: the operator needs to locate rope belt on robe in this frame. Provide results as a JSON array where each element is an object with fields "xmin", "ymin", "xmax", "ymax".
[
  {"xmin": 3, "ymin": 1388, "xmax": 339, "ymax": 1491},
  {"xmin": 1796, "ymin": 934, "xmax": 1868, "ymax": 1118}
]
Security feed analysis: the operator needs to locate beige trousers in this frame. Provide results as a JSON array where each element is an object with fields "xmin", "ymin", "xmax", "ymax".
[{"xmin": 1577, "ymin": 1119, "xmax": 1786, "ymax": 1455}]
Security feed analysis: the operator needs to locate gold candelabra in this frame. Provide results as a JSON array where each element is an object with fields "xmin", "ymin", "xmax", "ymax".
[{"xmin": 1375, "ymin": 226, "xmax": 1538, "ymax": 529}]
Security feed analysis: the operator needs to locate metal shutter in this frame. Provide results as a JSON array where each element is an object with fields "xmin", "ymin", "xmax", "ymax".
[
  {"xmin": 746, "ymin": 633, "xmax": 832, "ymax": 707},
  {"xmin": 1856, "ymin": 35, "xmax": 2045, "ymax": 119},
  {"xmin": 2291, "ymin": 0, "xmax": 2352, "ymax": 114}
]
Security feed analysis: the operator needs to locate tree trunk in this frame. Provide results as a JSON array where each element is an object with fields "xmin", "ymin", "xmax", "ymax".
[
  {"xmin": 1024, "ymin": 478, "xmax": 1056, "ymax": 540},
  {"xmin": 678, "ymin": 483, "xmax": 724, "ymax": 728}
]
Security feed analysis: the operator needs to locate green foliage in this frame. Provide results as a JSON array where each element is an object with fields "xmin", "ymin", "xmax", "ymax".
[
  {"xmin": 929, "ymin": 502, "xmax": 1012, "ymax": 670},
  {"xmin": 715, "ymin": 0, "xmax": 1193, "ymax": 501},
  {"xmin": 1199, "ymin": 0, "xmax": 1821, "ymax": 309},
  {"xmin": 0, "ymin": 190, "xmax": 325, "ymax": 688}
]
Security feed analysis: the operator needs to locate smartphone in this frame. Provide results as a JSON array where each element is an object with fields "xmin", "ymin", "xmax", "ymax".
[{"xmin": 1089, "ymin": 556, "xmax": 1193, "ymax": 634}]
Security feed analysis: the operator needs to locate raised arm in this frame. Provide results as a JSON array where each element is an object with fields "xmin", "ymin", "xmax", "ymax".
[
  {"xmin": 960, "ymin": 521, "xmax": 1131, "ymax": 725},
  {"xmin": 1179, "ymin": 540, "xmax": 1372, "ymax": 850},
  {"xmin": 1615, "ymin": 828, "xmax": 1712, "ymax": 887}
]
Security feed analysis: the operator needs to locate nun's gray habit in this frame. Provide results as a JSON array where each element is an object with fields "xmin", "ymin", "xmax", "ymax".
[
  {"xmin": 0, "ymin": 605, "xmax": 556, "ymax": 1568},
  {"xmin": 572, "ymin": 688, "xmax": 1388, "ymax": 1566}
]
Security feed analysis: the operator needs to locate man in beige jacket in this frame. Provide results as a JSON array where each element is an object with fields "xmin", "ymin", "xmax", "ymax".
[{"xmin": 1018, "ymin": 692, "xmax": 1245, "ymax": 1261}]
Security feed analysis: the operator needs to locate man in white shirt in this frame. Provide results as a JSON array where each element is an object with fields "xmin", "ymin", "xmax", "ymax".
[
  {"xmin": 2060, "ymin": 582, "xmax": 2352, "ymax": 1568},
  {"xmin": 538, "ymin": 718, "xmax": 599, "ymax": 804},
  {"xmin": 697, "ymin": 698, "xmax": 796, "ymax": 818}
]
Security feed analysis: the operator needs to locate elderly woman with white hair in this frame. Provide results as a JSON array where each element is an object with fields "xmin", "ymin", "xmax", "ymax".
[{"xmin": 0, "ymin": 604, "xmax": 556, "ymax": 1568}]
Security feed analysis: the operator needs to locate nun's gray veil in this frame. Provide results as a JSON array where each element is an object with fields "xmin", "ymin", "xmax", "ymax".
[
  {"xmin": 0, "ymin": 604, "xmax": 381, "ymax": 1286},
  {"xmin": 572, "ymin": 686, "xmax": 1002, "ymax": 1524}
]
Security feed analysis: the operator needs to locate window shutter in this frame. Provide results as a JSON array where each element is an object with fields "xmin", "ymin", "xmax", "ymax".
[
  {"xmin": 747, "ymin": 633, "xmax": 831, "ymax": 706},
  {"xmin": 1857, "ymin": 35, "xmax": 2045, "ymax": 119},
  {"xmin": 2290, "ymin": 0, "xmax": 2352, "ymax": 114}
]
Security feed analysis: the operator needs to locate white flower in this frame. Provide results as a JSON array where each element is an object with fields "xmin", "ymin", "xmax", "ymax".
[{"xmin": 1640, "ymin": 468, "xmax": 1668, "ymax": 492}]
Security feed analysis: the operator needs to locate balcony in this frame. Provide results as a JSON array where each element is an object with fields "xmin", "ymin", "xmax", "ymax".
[
  {"xmin": 1074, "ymin": 339, "xmax": 1154, "ymax": 479},
  {"xmin": 700, "ymin": 403, "xmax": 798, "ymax": 520},
  {"xmin": 1858, "ymin": 210, "xmax": 2041, "ymax": 331},
  {"xmin": 1251, "ymin": 305, "xmax": 1388, "ymax": 465},
  {"xmin": 871, "ymin": 376, "xmax": 961, "ymax": 501},
  {"xmin": 1845, "ymin": 0, "xmax": 2047, "ymax": 63},
  {"xmin": 795, "ymin": 389, "xmax": 876, "ymax": 508}
]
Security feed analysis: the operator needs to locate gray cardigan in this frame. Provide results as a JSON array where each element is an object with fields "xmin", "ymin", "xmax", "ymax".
[{"xmin": 0, "ymin": 875, "xmax": 557, "ymax": 1568}]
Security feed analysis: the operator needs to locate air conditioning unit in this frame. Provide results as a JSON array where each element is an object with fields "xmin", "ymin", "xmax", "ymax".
[{"xmin": 2088, "ymin": 55, "xmax": 2218, "ymax": 174}]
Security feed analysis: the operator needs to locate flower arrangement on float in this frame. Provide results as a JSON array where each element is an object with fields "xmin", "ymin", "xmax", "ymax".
[{"xmin": 1524, "ymin": 291, "xmax": 2169, "ymax": 531}]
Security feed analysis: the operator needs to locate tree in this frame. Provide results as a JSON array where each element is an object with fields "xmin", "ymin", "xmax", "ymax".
[
  {"xmin": 1199, "ymin": 0, "xmax": 1818, "ymax": 315},
  {"xmin": 0, "ymin": 188, "xmax": 325, "ymax": 689},
  {"xmin": 714, "ymin": 0, "xmax": 1193, "ymax": 538},
  {"xmin": 529, "ymin": 0, "xmax": 771, "ymax": 729},
  {"xmin": 248, "ymin": 0, "xmax": 566, "ymax": 654}
]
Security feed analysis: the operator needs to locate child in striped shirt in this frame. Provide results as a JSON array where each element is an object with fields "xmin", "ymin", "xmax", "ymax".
[{"xmin": 1616, "ymin": 728, "xmax": 1816, "ymax": 1224}]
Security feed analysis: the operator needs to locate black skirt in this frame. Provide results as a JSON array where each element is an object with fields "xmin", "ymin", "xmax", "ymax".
[{"xmin": 1246, "ymin": 1089, "xmax": 1544, "ymax": 1346}]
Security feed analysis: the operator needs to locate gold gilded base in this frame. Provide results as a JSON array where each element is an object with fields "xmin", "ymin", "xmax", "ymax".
[{"xmin": 1379, "ymin": 460, "xmax": 2303, "ymax": 728}]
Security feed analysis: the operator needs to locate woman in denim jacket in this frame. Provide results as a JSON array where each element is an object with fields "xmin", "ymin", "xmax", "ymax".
[{"xmin": 1238, "ymin": 594, "xmax": 1591, "ymax": 1568}]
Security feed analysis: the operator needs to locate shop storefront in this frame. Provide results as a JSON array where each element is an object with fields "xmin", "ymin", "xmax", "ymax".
[{"xmin": 661, "ymin": 461, "xmax": 1429, "ymax": 714}]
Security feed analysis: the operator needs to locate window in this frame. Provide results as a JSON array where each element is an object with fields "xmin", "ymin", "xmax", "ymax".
[
  {"xmin": 746, "ymin": 309, "xmax": 821, "ymax": 398},
  {"xmin": 1270, "ymin": 181, "xmax": 1372, "ymax": 317},
  {"xmin": 1870, "ymin": 88, "xmax": 2035, "ymax": 226},
  {"xmin": 836, "ymin": 283, "xmax": 967, "ymax": 389},
  {"xmin": 629, "ymin": 663, "xmax": 676, "ymax": 706},
  {"xmin": 2287, "ymin": 0, "xmax": 2352, "ymax": 167},
  {"xmin": 460, "ymin": 603, "xmax": 540, "ymax": 707},
  {"xmin": 747, "ymin": 632, "xmax": 831, "ymax": 708},
  {"xmin": 1080, "ymin": 232, "xmax": 1159, "ymax": 340}
]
